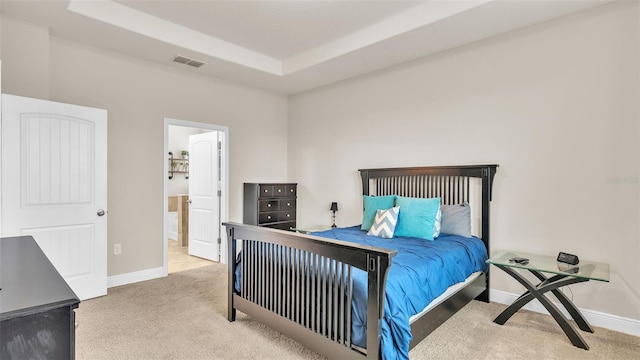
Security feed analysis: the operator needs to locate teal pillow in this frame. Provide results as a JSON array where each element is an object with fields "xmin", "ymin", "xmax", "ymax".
[
  {"xmin": 395, "ymin": 196, "xmax": 441, "ymax": 240},
  {"xmin": 361, "ymin": 195, "xmax": 397, "ymax": 231}
]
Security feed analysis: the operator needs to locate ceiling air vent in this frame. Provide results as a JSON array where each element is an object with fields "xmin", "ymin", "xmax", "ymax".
[
  {"xmin": 186, "ymin": 60, "xmax": 205, "ymax": 68},
  {"xmin": 172, "ymin": 55, "xmax": 205, "ymax": 68}
]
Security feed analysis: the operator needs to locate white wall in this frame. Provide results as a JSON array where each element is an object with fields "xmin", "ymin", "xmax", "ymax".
[
  {"xmin": 288, "ymin": 2, "xmax": 639, "ymax": 321},
  {"xmin": 1, "ymin": 14, "xmax": 289, "ymax": 276},
  {"xmin": 0, "ymin": 16, "xmax": 49, "ymax": 99}
]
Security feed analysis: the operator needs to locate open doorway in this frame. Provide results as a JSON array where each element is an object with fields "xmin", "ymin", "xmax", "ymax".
[{"xmin": 163, "ymin": 118, "xmax": 228, "ymax": 275}]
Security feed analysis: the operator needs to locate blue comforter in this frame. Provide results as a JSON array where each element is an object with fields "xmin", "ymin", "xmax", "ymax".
[{"xmin": 311, "ymin": 226, "xmax": 488, "ymax": 360}]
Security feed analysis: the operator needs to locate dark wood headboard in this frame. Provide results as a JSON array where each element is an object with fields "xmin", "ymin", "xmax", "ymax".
[{"xmin": 359, "ymin": 164, "xmax": 498, "ymax": 281}]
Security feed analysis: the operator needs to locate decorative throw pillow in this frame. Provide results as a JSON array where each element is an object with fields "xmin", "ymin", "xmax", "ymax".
[
  {"xmin": 440, "ymin": 202, "xmax": 471, "ymax": 237},
  {"xmin": 367, "ymin": 206, "xmax": 400, "ymax": 239},
  {"xmin": 394, "ymin": 196, "xmax": 441, "ymax": 240},
  {"xmin": 361, "ymin": 195, "xmax": 397, "ymax": 231}
]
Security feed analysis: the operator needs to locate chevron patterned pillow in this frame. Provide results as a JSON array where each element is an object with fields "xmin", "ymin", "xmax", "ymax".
[
  {"xmin": 367, "ymin": 206, "xmax": 400, "ymax": 238},
  {"xmin": 433, "ymin": 207, "xmax": 442, "ymax": 238}
]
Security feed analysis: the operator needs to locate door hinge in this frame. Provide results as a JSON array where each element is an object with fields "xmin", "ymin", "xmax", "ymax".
[
  {"xmin": 217, "ymin": 141, "xmax": 222, "ymax": 150},
  {"xmin": 217, "ymin": 190, "xmax": 222, "ymax": 197},
  {"xmin": 217, "ymin": 238, "xmax": 221, "ymax": 244}
]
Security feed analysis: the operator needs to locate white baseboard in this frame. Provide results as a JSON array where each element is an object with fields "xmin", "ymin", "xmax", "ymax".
[
  {"xmin": 107, "ymin": 266, "xmax": 166, "ymax": 288},
  {"xmin": 490, "ymin": 289, "xmax": 640, "ymax": 337}
]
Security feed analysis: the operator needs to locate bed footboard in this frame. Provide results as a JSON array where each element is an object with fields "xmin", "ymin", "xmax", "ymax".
[{"xmin": 224, "ymin": 222, "xmax": 396, "ymax": 359}]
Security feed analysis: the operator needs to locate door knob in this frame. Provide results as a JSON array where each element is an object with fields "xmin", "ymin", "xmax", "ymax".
[
  {"xmin": 187, "ymin": 199, "xmax": 192, "ymax": 204},
  {"xmin": 97, "ymin": 209, "xmax": 106, "ymax": 216}
]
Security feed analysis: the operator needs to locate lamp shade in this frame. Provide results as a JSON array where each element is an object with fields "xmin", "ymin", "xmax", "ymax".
[{"xmin": 330, "ymin": 202, "xmax": 338, "ymax": 212}]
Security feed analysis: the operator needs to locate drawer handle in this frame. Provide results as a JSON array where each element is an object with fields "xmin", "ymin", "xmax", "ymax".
[
  {"xmin": 286, "ymin": 214, "xmax": 290, "ymax": 218},
  {"xmin": 286, "ymin": 202, "xmax": 290, "ymax": 206},
  {"xmin": 267, "ymin": 204, "xmax": 271, "ymax": 207},
  {"xmin": 267, "ymin": 215, "xmax": 271, "ymax": 219},
  {"xmin": 278, "ymin": 189, "xmax": 282, "ymax": 192},
  {"xmin": 290, "ymin": 189, "xmax": 294, "ymax": 192}
]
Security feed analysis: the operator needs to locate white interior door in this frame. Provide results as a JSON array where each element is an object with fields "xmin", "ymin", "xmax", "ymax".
[
  {"xmin": 188, "ymin": 131, "xmax": 219, "ymax": 261},
  {"xmin": 1, "ymin": 93, "xmax": 107, "ymax": 300}
]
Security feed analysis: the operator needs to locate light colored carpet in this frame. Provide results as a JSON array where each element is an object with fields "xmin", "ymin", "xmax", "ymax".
[{"xmin": 76, "ymin": 263, "xmax": 639, "ymax": 359}]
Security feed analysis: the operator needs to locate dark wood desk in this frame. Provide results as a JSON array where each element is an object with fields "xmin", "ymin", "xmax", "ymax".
[{"xmin": 1, "ymin": 236, "xmax": 80, "ymax": 359}]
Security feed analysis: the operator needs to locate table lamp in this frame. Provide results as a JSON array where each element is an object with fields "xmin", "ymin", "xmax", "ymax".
[{"xmin": 330, "ymin": 202, "xmax": 338, "ymax": 228}]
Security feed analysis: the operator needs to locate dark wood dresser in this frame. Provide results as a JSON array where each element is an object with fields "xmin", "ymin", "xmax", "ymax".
[
  {"xmin": 244, "ymin": 183, "xmax": 297, "ymax": 231},
  {"xmin": 0, "ymin": 236, "xmax": 80, "ymax": 360}
]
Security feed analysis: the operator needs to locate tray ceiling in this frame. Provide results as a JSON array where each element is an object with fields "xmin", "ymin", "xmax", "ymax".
[{"xmin": 1, "ymin": 0, "xmax": 612, "ymax": 94}]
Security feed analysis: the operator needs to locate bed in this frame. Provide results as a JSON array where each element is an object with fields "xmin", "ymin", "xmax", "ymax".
[{"xmin": 224, "ymin": 164, "xmax": 498, "ymax": 359}]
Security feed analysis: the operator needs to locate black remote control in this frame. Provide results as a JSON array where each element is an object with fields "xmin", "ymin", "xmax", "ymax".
[{"xmin": 557, "ymin": 252, "xmax": 579, "ymax": 265}]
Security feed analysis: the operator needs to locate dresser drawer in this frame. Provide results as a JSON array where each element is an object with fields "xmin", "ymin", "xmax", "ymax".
[
  {"xmin": 278, "ymin": 210, "xmax": 296, "ymax": 222},
  {"xmin": 259, "ymin": 212, "xmax": 278, "ymax": 223},
  {"xmin": 273, "ymin": 185, "xmax": 287, "ymax": 196},
  {"xmin": 279, "ymin": 199, "xmax": 296, "ymax": 210},
  {"xmin": 259, "ymin": 200, "xmax": 279, "ymax": 212},
  {"xmin": 259, "ymin": 185, "xmax": 274, "ymax": 198},
  {"xmin": 285, "ymin": 185, "xmax": 297, "ymax": 196}
]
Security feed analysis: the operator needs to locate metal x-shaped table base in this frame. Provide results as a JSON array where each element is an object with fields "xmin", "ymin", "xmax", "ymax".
[{"xmin": 493, "ymin": 265, "xmax": 593, "ymax": 350}]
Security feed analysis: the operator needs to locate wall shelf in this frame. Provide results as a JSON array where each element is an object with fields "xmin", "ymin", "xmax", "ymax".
[{"xmin": 168, "ymin": 152, "xmax": 189, "ymax": 179}]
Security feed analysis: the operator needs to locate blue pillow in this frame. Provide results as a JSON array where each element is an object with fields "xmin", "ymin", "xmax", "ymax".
[
  {"xmin": 361, "ymin": 195, "xmax": 397, "ymax": 231},
  {"xmin": 395, "ymin": 196, "xmax": 441, "ymax": 240}
]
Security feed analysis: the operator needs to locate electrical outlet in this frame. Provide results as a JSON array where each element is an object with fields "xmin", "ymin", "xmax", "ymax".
[{"xmin": 114, "ymin": 244, "xmax": 122, "ymax": 255}]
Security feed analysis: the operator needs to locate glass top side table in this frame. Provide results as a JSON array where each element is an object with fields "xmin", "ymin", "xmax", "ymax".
[{"xmin": 487, "ymin": 250, "xmax": 610, "ymax": 350}]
